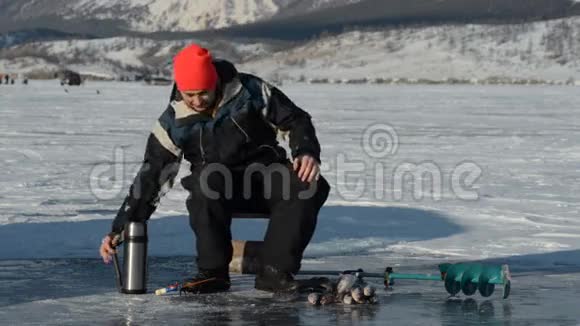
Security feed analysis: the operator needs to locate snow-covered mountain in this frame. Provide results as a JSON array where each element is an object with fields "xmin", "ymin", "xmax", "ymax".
[
  {"xmin": 1, "ymin": 0, "xmax": 577, "ymax": 45},
  {"xmin": 0, "ymin": 0, "xmax": 359, "ymax": 33},
  {"xmin": 1, "ymin": 16, "xmax": 579, "ymax": 84}
]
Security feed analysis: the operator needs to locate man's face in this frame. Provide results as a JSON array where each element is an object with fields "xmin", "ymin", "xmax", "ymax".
[{"xmin": 180, "ymin": 89, "xmax": 217, "ymax": 112}]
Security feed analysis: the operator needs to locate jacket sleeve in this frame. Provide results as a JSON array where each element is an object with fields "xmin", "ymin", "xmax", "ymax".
[
  {"xmin": 111, "ymin": 106, "xmax": 183, "ymax": 234},
  {"xmin": 263, "ymin": 84, "xmax": 322, "ymax": 162}
]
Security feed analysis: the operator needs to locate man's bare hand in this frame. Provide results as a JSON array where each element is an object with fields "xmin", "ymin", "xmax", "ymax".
[
  {"xmin": 99, "ymin": 234, "xmax": 118, "ymax": 264},
  {"xmin": 293, "ymin": 155, "xmax": 320, "ymax": 183}
]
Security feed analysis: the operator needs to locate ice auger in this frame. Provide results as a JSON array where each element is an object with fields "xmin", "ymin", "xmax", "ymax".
[{"xmin": 297, "ymin": 262, "xmax": 511, "ymax": 299}]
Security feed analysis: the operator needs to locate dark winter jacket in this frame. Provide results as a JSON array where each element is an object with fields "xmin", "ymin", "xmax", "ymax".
[{"xmin": 111, "ymin": 60, "xmax": 321, "ymax": 233}]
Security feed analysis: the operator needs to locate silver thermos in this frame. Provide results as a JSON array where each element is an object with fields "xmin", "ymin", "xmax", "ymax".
[{"xmin": 112, "ymin": 221, "xmax": 148, "ymax": 294}]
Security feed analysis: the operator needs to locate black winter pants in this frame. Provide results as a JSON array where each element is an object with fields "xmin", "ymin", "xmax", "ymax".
[{"xmin": 183, "ymin": 162, "xmax": 330, "ymax": 274}]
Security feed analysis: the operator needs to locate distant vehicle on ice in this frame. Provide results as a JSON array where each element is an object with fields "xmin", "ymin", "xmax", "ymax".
[
  {"xmin": 143, "ymin": 76, "xmax": 172, "ymax": 86},
  {"xmin": 57, "ymin": 70, "xmax": 82, "ymax": 86}
]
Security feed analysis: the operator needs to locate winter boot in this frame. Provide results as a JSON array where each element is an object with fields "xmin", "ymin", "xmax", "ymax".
[
  {"xmin": 180, "ymin": 268, "xmax": 231, "ymax": 294},
  {"xmin": 254, "ymin": 266, "xmax": 300, "ymax": 293}
]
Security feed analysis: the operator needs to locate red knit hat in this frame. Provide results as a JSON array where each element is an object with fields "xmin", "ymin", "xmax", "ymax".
[{"xmin": 173, "ymin": 44, "xmax": 218, "ymax": 91}]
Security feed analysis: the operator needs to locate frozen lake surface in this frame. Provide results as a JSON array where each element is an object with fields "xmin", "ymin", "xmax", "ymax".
[
  {"xmin": 0, "ymin": 258, "xmax": 579, "ymax": 325},
  {"xmin": 1, "ymin": 81, "xmax": 579, "ymax": 324}
]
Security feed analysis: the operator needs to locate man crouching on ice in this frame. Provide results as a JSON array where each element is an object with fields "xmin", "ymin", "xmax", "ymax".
[{"xmin": 99, "ymin": 44, "xmax": 330, "ymax": 294}]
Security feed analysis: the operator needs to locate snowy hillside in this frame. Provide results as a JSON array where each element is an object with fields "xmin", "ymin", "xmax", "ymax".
[
  {"xmin": 0, "ymin": 37, "xmax": 274, "ymax": 79},
  {"xmin": 2, "ymin": 16, "xmax": 580, "ymax": 83},
  {"xmin": 240, "ymin": 17, "xmax": 580, "ymax": 83}
]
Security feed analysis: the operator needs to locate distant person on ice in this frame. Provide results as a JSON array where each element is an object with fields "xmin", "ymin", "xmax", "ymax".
[{"xmin": 99, "ymin": 44, "xmax": 330, "ymax": 294}]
